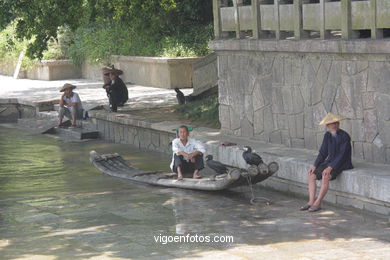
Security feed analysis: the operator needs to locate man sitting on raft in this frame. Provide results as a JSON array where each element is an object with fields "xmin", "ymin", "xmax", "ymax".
[{"xmin": 170, "ymin": 125, "xmax": 205, "ymax": 180}]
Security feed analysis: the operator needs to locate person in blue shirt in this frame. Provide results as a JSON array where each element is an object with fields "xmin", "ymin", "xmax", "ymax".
[{"xmin": 300, "ymin": 113, "xmax": 353, "ymax": 212}]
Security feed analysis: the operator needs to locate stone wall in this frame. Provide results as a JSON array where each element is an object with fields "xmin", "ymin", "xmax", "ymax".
[
  {"xmin": 210, "ymin": 39, "xmax": 390, "ymax": 164},
  {"xmin": 0, "ymin": 60, "xmax": 81, "ymax": 80},
  {"xmin": 82, "ymin": 55, "xmax": 202, "ymax": 89}
]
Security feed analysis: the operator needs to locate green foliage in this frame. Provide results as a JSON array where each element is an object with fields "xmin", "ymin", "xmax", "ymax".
[
  {"xmin": 69, "ymin": 22, "xmax": 212, "ymax": 65},
  {"xmin": 0, "ymin": 0, "xmax": 213, "ymax": 61},
  {"xmin": 174, "ymin": 94, "xmax": 220, "ymax": 129},
  {"xmin": 0, "ymin": 22, "xmax": 36, "ymax": 69}
]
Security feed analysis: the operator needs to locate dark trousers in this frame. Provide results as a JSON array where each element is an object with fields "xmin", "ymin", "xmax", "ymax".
[{"xmin": 172, "ymin": 154, "xmax": 204, "ymax": 174}]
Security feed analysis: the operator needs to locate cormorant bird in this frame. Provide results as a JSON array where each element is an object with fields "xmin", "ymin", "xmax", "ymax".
[
  {"xmin": 174, "ymin": 88, "xmax": 186, "ymax": 105},
  {"xmin": 205, "ymin": 155, "xmax": 228, "ymax": 175},
  {"xmin": 242, "ymin": 146, "xmax": 263, "ymax": 166}
]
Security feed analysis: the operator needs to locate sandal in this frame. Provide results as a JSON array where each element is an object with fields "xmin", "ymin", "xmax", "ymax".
[
  {"xmin": 193, "ymin": 175, "xmax": 202, "ymax": 179},
  {"xmin": 177, "ymin": 175, "xmax": 184, "ymax": 181},
  {"xmin": 308, "ymin": 205, "xmax": 322, "ymax": 212},
  {"xmin": 300, "ymin": 204, "xmax": 312, "ymax": 211}
]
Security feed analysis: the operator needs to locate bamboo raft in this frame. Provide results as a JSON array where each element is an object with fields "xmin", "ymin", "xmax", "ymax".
[{"xmin": 89, "ymin": 151, "xmax": 279, "ymax": 191}]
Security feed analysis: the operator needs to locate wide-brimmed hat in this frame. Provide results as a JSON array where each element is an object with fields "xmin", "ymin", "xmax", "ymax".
[
  {"xmin": 102, "ymin": 65, "xmax": 123, "ymax": 76},
  {"xmin": 60, "ymin": 83, "xmax": 76, "ymax": 92},
  {"xmin": 102, "ymin": 66, "xmax": 112, "ymax": 75},
  {"xmin": 319, "ymin": 112, "xmax": 347, "ymax": 126}
]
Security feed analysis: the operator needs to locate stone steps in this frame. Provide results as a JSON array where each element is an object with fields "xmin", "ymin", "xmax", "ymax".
[{"xmin": 50, "ymin": 127, "xmax": 99, "ymax": 140}]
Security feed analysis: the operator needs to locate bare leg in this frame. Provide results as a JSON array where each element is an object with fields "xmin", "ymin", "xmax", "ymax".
[
  {"xmin": 193, "ymin": 169, "xmax": 202, "ymax": 179},
  {"xmin": 308, "ymin": 172, "xmax": 317, "ymax": 205},
  {"xmin": 313, "ymin": 175, "xmax": 330, "ymax": 206},
  {"xmin": 72, "ymin": 115, "xmax": 77, "ymax": 126},
  {"xmin": 177, "ymin": 166, "xmax": 183, "ymax": 180}
]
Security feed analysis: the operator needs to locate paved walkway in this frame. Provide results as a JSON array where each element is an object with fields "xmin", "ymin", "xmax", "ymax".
[{"xmin": 0, "ymin": 75, "xmax": 192, "ymax": 110}]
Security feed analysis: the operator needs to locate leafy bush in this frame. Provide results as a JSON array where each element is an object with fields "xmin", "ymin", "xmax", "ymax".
[
  {"xmin": 0, "ymin": 23, "xmax": 36, "ymax": 69},
  {"xmin": 174, "ymin": 93, "xmax": 220, "ymax": 129},
  {"xmin": 68, "ymin": 21, "xmax": 213, "ymax": 65}
]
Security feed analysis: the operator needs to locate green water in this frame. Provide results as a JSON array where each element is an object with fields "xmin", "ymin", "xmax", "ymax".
[
  {"xmin": 0, "ymin": 126, "xmax": 170, "ymax": 199},
  {"xmin": 1, "ymin": 126, "xmax": 388, "ymax": 260}
]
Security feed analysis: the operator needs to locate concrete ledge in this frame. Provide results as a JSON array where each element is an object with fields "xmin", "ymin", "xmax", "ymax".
[
  {"xmin": 210, "ymin": 39, "xmax": 390, "ymax": 55},
  {"xmin": 86, "ymin": 110, "xmax": 390, "ymax": 215},
  {"xmin": 82, "ymin": 55, "xmax": 203, "ymax": 89}
]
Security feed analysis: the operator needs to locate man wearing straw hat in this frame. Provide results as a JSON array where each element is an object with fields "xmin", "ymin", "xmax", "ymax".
[
  {"xmin": 58, "ymin": 83, "xmax": 83, "ymax": 128},
  {"xmin": 102, "ymin": 66, "xmax": 128, "ymax": 112},
  {"xmin": 300, "ymin": 112, "xmax": 353, "ymax": 212}
]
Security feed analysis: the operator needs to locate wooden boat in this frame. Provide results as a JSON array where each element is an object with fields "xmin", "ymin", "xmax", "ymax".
[{"xmin": 89, "ymin": 150, "xmax": 279, "ymax": 191}]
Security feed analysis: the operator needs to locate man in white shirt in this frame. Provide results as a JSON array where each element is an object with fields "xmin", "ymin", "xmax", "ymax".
[
  {"xmin": 58, "ymin": 83, "xmax": 83, "ymax": 128},
  {"xmin": 170, "ymin": 125, "xmax": 206, "ymax": 180}
]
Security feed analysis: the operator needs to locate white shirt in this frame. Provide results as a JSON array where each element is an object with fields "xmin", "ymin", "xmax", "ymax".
[
  {"xmin": 170, "ymin": 137, "xmax": 206, "ymax": 170},
  {"xmin": 63, "ymin": 92, "xmax": 83, "ymax": 110}
]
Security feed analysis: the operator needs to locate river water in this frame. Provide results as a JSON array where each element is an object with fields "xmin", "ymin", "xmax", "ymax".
[{"xmin": 0, "ymin": 125, "xmax": 389, "ymax": 260}]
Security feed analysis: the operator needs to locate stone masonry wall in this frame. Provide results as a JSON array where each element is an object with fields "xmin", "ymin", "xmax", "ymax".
[{"xmin": 214, "ymin": 40, "xmax": 390, "ymax": 164}]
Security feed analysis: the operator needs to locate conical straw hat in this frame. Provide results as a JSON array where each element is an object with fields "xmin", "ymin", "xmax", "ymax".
[{"xmin": 319, "ymin": 112, "xmax": 346, "ymax": 126}]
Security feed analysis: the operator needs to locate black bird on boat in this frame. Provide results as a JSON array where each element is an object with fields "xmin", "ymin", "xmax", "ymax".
[
  {"xmin": 174, "ymin": 88, "xmax": 185, "ymax": 105},
  {"xmin": 242, "ymin": 146, "xmax": 263, "ymax": 166},
  {"xmin": 205, "ymin": 155, "xmax": 228, "ymax": 175}
]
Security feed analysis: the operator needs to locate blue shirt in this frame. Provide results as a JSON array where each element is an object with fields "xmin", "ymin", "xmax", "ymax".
[{"xmin": 314, "ymin": 129, "xmax": 353, "ymax": 172}]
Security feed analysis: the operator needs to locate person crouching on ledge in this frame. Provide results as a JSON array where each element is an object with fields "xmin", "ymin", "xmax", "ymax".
[
  {"xmin": 170, "ymin": 125, "xmax": 205, "ymax": 180},
  {"xmin": 58, "ymin": 83, "xmax": 83, "ymax": 128},
  {"xmin": 300, "ymin": 113, "xmax": 353, "ymax": 212}
]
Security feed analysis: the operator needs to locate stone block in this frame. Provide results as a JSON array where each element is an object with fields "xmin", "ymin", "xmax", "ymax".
[
  {"xmin": 335, "ymin": 87, "xmax": 354, "ymax": 119},
  {"xmin": 0, "ymin": 105, "xmax": 19, "ymax": 123},
  {"xmin": 362, "ymin": 92, "xmax": 375, "ymax": 109},
  {"xmin": 336, "ymin": 195, "xmax": 364, "ymax": 210},
  {"xmin": 375, "ymin": 93, "xmax": 390, "ymax": 121},
  {"xmin": 312, "ymin": 103, "xmax": 327, "ymax": 127},
  {"xmin": 363, "ymin": 142, "xmax": 374, "ymax": 162},
  {"xmin": 310, "ymin": 80, "xmax": 323, "ymax": 105},
  {"xmin": 276, "ymin": 114, "xmax": 288, "ymax": 130},
  {"xmin": 304, "ymin": 128, "xmax": 317, "ymax": 150},
  {"xmin": 281, "ymin": 130, "xmax": 291, "ymax": 147},
  {"xmin": 351, "ymin": 119, "xmax": 365, "ymax": 142},
  {"xmin": 353, "ymin": 141, "xmax": 364, "ymax": 160},
  {"xmin": 229, "ymin": 107, "xmax": 241, "ymax": 131},
  {"xmin": 253, "ymin": 109, "xmax": 264, "ymax": 135},
  {"xmin": 363, "ymin": 109, "xmax": 378, "ymax": 142},
  {"xmin": 281, "ymin": 88, "xmax": 293, "ymax": 115},
  {"xmin": 284, "ymin": 58, "xmax": 293, "ymax": 85},
  {"xmin": 151, "ymin": 132, "xmax": 160, "ymax": 148},
  {"xmin": 291, "ymin": 138, "xmax": 305, "ymax": 148},
  {"xmin": 244, "ymin": 95, "xmax": 254, "ymax": 124},
  {"xmin": 363, "ymin": 202, "xmax": 390, "ymax": 216},
  {"xmin": 378, "ymin": 120, "xmax": 390, "ymax": 145},
  {"xmin": 270, "ymin": 130, "xmax": 282, "ymax": 144},
  {"xmin": 272, "ymin": 58, "xmax": 284, "ymax": 85},
  {"xmin": 372, "ymin": 144, "xmax": 386, "ymax": 164},
  {"xmin": 271, "ymin": 87, "xmax": 284, "ymax": 114},
  {"xmin": 322, "ymin": 83, "xmax": 338, "ymax": 112},
  {"xmin": 287, "ymin": 115, "xmax": 296, "ymax": 138},
  {"xmin": 219, "ymin": 105, "xmax": 231, "ymax": 130},
  {"xmin": 252, "ymin": 83, "xmax": 266, "ymax": 111},
  {"xmin": 240, "ymin": 117, "xmax": 254, "ymax": 138},
  {"xmin": 304, "ymin": 106, "xmax": 313, "ymax": 129},
  {"xmin": 263, "ymin": 106, "xmax": 274, "ymax": 134},
  {"xmin": 295, "ymin": 113, "xmax": 304, "ymax": 139},
  {"xmin": 292, "ymin": 87, "xmax": 305, "ymax": 114}
]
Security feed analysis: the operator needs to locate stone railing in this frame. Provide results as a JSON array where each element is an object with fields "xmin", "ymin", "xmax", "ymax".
[{"xmin": 213, "ymin": 0, "xmax": 390, "ymax": 40}]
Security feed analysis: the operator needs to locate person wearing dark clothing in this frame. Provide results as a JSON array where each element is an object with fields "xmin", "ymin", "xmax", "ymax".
[
  {"xmin": 300, "ymin": 113, "xmax": 353, "ymax": 212},
  {"xmin": 102, "ymin": 66, "xmax": 128, "ymax": 112}
]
